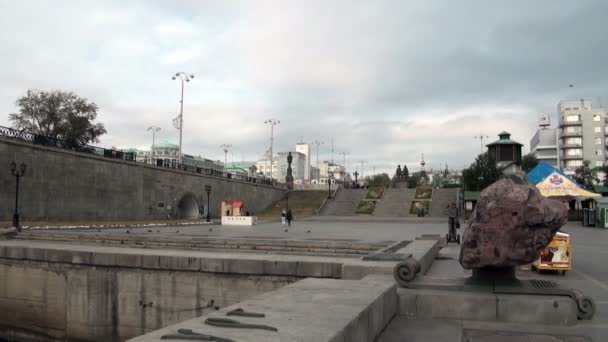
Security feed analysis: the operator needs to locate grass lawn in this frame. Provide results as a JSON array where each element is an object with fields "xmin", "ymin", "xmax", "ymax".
[
  {"xmin": 255, "ymin": 191, "xmax": 328, "ymax": 222},
  {"xmin": 355, "ymin": 200, "xmax": 376, "ymax": 214},
  {"xmin": 409, "ymin": 201, "xmax": 431, "ymax": 215},
  {"xmin": 415, "ymin": 187, "xmax": 433, "ymax": 200},
  {"xmin": 365, "ymin": 186, "xmax": 385, "ymax": 200}
]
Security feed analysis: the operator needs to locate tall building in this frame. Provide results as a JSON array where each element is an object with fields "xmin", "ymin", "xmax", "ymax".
[
  {"xmin": 558, "ymin": 99, "xmax": 608, "ymax": 173},
  {"xmin": 123, "ymin": 141, "xmax": 224, "ymax": 172},
  {"xmin": 530, "ymin": 128, "xmax": 559, "ymax": 168},
  {"xmin": 318, "ymin": 161, "xmax": 346, "ymax": 181},
  {"xmin": 295, "ymin": 143, "xmax": 311, "ymax": 180},
  {"xmin": 255, "ymin": 156, "xmax": 278, "ymax": 179},
  {"xmin": 277, "ymin": 152, "xmax": 306, "ymax": 182}
]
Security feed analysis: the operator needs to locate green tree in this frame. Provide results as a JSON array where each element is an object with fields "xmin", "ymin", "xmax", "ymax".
[
  {"xmin": 407, "ymin": 175, "xmax": 420, "ymax": 188},
  {"xmin": 371, "ymin": 173, "xmax": 391, "ymax": 187},
  {"xmin": 9, "ymin": 89, "xmax": 106, "ymax": 147},
  {"xmin": 573, "ymin": 160, "xmax": 598, "ymax": 190},
  {"xmin": 602, "ymin": 165, "xmax": 608, "ymax": 187},
  {"xmin": 521, "ymin": 153, "xmax": 539, "ymax": 173},
  {"xmin": 462, "ymin": 152, "xmax": 502, "ymax": 191}
]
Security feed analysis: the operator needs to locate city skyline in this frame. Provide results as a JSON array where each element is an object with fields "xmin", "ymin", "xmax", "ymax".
[{"xmin": 1, "ymin": 1, "xmax": 607, "ymax": 174}]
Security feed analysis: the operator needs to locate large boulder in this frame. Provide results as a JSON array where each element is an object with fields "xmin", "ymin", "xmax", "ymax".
[{"xmin": 459, "ymin": 172, "xmax": 568, "ymax": 269}]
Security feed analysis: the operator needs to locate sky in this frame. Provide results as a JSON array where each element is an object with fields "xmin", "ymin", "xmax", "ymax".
[{"xmin": 1, "ymin": 0, "xmax": 608, "ymax": 175}]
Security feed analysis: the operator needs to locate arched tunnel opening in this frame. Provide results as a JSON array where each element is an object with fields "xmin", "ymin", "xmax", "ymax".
[{"xmin": 177, "ymin": 193, "xmax": 199, "ymax": 219}]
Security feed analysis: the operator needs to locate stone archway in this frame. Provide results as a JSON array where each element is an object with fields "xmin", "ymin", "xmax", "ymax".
[{"xmin": 177, "ymin": 192, "xmax": 199, "ymax": 219}]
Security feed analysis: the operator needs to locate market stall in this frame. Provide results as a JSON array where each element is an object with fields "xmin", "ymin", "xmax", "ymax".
[{"xmin": 527, "ymin": 162, "xmax": 600, "ymax": 274}]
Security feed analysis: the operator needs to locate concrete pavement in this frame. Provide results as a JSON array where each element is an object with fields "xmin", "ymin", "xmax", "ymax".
[{"xmin": 378, "ymin": 223, "xmax": 608, "ymax": 341}]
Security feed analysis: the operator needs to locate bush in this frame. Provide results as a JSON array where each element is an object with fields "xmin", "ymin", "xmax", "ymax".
[
  {"xmin": 355, "ymin": 200, "xmax": 376, "ymax": 214},
  {"xmin": 409, "ymin": 201, "xmax": 430, "ymax": 215},
  {"xmin": 366, "ymin": 186, "xmax": 385, "ymax": 199},
  {"xmin": 415, "ymin": 187, "xmax": 433, "ymax": 199}
]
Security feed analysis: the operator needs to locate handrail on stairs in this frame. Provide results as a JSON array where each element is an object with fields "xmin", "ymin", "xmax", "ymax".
[{"xmin": 315, "ymin": 184, "xmax": 341, "ymax": 215}]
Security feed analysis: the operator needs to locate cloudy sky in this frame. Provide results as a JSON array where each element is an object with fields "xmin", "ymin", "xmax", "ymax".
[{"xmin": 1, "ymin": 0, "xmax": 607, "ymax": 175}]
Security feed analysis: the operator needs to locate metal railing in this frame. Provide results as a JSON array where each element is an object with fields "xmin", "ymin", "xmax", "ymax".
[
  {"xmin": 0, "ymin": 125, "xmax": 136, "ymax": 161},
  {"xmin": 0, "ymin": 125, "xmax": 285, "ymax": 188},
  {"xmin": 156, "ymin": 159, "xmax": 280, "ymax": 186}
]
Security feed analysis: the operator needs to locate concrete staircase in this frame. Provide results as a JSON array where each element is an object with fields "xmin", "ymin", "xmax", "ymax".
[
  {"xmin": 319, "ymin": 189, "xmax": 367, "ymax": 216},
  {"xmin": 373, "ymin": 189, "xmax": 416, "ymax": 217},
  {"xmin": 429, "ymin": 188, "xmax": 459, "ymax": 217}
]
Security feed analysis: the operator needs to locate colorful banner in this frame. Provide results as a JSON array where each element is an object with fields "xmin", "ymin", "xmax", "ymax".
[{"xmin": 535, "ymin": 171, "xmax": 600, "ymax": 198}]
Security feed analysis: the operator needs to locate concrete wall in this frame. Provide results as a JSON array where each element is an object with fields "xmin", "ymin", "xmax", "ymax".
[
  {"xmin": 0, "ymin": 138, "xmax": 285, "ymax": 222},
  {"xmin": 0, "ymin": 247, "xmax": 302, "ymax": 341}
]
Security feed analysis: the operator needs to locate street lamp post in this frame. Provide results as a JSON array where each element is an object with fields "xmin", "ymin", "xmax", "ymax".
[
  {"xmin": 10, "ymin": 161, "xmax": 26, "ymax": 231},
  {"xmin": 264, "ymin": 119, "xmax": 280, "ymax": 182},
  {"xmin": 205, "ymin": 184, "xmax": 212, "ymax": 222},
  {"xmin": 220, "ymin": 144, "xmax": 232, "ymax": 167},
  {"xmin": 339, "ymin": 151, "xmax": 349, "ymax": 183},
  {"xmin": 312, "ymin": 140, "xmax": 324, "ymax": 182},
  {"xmin": 172, "ymin": 72, "xmax": 194, "ymax": 164},
  {"xmin": 328, "ymin": 173, "xmax": 333, "ymax": 199},
  {"xmin": 474, "ymin": 133, "xmax": 489, "ymax": 154},
  {"xmin": 358, "ymin": 160, "xmax": 366, "ymax": 185},
  {"xmin": 147, "ymin": 126, "xmax": 161, "ymax": 165}
]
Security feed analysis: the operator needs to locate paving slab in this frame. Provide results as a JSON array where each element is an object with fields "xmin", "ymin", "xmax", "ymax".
[{"xmin": 127, "ymin": 275, "xmax": 396, "ymax": 342}]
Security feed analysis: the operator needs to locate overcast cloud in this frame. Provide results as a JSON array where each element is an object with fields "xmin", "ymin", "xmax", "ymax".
[{"xmin": 1, "ymin": 0, "xmax": 608, "ymax": 175}]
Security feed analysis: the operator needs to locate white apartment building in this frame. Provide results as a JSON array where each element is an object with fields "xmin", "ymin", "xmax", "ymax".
[
  {"xmin": 255, "ymin": 156, "xmax": 278, "ymax": 179},
  {"xmin": 317, "ymin": 161, "xmax": 346, "ymax": 182},
  {"xmin": 558, "ymin": 99, "xmax": 608, "ymax": 173},
  {"xmin": 530, "ymin": 128, "xmax": 559, "ymax": 168},
  {"xmin": 295, "ymin": 143, "xmax": 311, "ymax": 180}
]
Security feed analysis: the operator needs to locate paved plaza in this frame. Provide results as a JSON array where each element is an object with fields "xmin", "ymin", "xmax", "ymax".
[
  {"xmin": 32, "ymin": 219, "xmax": 608, "ymax": 313},
  {"xmin": 9, "ymin": 218, "xmax": 608, "ymax": 341}
]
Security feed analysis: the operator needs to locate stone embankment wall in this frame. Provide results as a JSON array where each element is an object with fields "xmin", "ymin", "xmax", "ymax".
[
  {"xmin": 0, "ymin": 138, "xmax": 285, "ymax": 222},
  {"xmin": 0, "ymin": 242, "xmax": 344, "ymax": 341}
]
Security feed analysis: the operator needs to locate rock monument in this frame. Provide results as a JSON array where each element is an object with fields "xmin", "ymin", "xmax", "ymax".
[
  {"xmin": 459, "ymin": 172, "xmax": 568, "ymax": 269},
  {"xmin": 394, "ymin": 172, "xmax": 595, "ymax": 321}
]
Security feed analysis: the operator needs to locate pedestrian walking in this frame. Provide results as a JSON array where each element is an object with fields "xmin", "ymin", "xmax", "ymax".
[
  {"xmin": 287, "ymin": 209, "xmax": 293, "ymax": 227},
  {"xmin": 281, "ymin": 209, "xmax": 287, "ymax": 225}
]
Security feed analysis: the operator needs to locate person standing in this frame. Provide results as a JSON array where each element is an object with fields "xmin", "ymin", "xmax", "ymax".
[
  {"xmin": 447, "ymin": 202, "xmax": 459, "ymax": 238},
  {"xmin": 287, "ymin": 209, "xmax": 293, "ymax": 227},
  {"xmin": 281, "ymin": 209, "xmax": 287, "ymax": 225}
]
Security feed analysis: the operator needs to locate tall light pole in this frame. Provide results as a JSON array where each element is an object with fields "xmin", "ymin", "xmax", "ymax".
[
  {"xmin": 264, "ymin": 119, "xmax": 280, "ymax": 181},
  {"xmin": 172, "ymin": 72, "xmax": 194, "ymax": 164},
  {"xmin": 10, "ymin": 161, "xmax": 26, "ymax": 231},
  {"xmin": 359, "ymin": 160, "xmax": 367, "ymax": 184},
  {"xmin": 205, "ymin": 184, "xmax": 212, "ymax": 222},
  {"xmin": 220, "ymin": 144, "xmax": 232, "ymax": 167},
  {"xmin": 147, "ymin": 126, "xmax": 161, "ymax": 165},
  {"xmin": 312, "ymin": 140, "xmax": 324, "ymax": 182},
  {"xmin": 339, "ymin": 151, "xmax": 349, "ymax": 182},
  {"xmin": 331, "ymin": 137, "xmax": 334, "ymax": 164},
  {"xmin": 474, "ymin": 133, "xmax": 489, "ymax": 154}
]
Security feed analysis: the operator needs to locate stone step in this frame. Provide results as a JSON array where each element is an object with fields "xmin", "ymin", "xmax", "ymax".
[
  {"xmin": 429, "ymin": 188, "xmax": 459, "ymax": 217},
  {"xmin": 319, "ymin": 189, "xmax": 368, "ymax": 216},
  {"xmin": 14, "ymin": 233, "xmax": 386, "ymax": 257},
  {"xmin": 374, "ymin": 189, "xmax": 416, "ymax": 217}
]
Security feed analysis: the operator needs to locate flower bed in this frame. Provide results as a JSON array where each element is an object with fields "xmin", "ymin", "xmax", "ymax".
[
  {"xmin": 355, "ymin": 200, "xmax": 376, "ymax": 214},
  {"xmin": 415, "ymin": 187, "xmax": 433, "ymax": 200},
  {"xmin": 409, "ymin": 201, "xmax": 431, "ymax": 215},
  {"xmin": 366, "ymin": 186, "xmax": 385, "ymax": 200}
]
